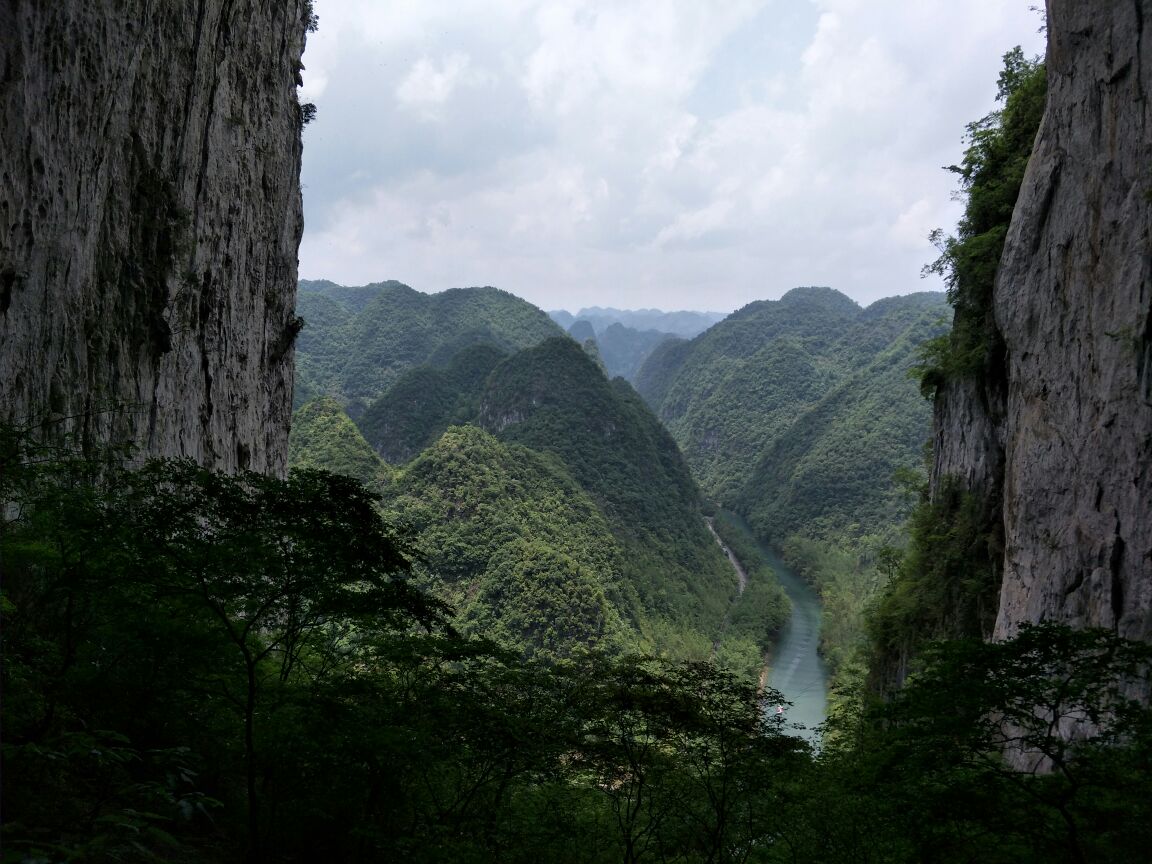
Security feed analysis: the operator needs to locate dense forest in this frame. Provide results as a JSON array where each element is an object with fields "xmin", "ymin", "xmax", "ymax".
[
  {"xmin": 288, "ymin": 286, "xmax": 759, "ymax": 666},
  {"xmin": 4, "ymin": 428, "xmax": 1150, "ymax": 862}
]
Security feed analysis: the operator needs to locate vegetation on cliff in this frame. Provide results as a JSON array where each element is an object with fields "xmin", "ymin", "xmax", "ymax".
[
  {"xmin": 871, "ymin": 48, "xmax": 1047, "ymax": 680},
  {"xmin": 916, "ymin": 48, "xmax": 1047, "ymax": 393}
]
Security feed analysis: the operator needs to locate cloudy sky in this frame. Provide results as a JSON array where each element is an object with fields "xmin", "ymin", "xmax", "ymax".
[{"xmin": 297, "ymin": 1, "xmax": 1046, "ymax": 313}]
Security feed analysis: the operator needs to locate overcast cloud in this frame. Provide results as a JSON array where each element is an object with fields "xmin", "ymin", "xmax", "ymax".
[{"xmin": 297, "ymin": 1, "xmax": 1047, "ymax": 312}]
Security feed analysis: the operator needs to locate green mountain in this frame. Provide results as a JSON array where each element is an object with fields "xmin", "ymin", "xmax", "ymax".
[
  {"xmin": 477, "ymin": 336, "xmax": 735, "ymax": 654},
  {"xmin": 293, "ymin": 281, "xmax": 565, "ymax": 414},
  {"xmin": 287, "ymin": 396, "xmax": 391, "ymax": 490},
  {"xmin": 382, "ymin": 425, "xmax": 637, "ymax": 658},
  {"xmin": 358, "ymin": 343, "xmax": 509, "ymax": 464},
  {"xmin": 741, "ymin": 294, "xmax": 950, "ymax": 541},
  {"xmin": 636, "ymin": 287, "xmax": 948, "ymax": 533}
]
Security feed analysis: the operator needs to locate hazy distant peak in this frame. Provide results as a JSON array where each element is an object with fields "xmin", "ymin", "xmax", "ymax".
[{"xmin": 548, "ymin": 307, "xmax": 725, "ymax": 339}]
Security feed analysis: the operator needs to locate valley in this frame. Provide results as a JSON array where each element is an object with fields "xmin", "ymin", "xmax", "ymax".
[
  {"xmin": 758, "ymin": 542, "xmax": 827, "ymax": 736},
  {"xmin": 288, "ymin": 277, "xmax": 936, "ymax": 720},
  {"xmin": 5, "ymin": 3, "xmax": 1151, "ymax": 859}
]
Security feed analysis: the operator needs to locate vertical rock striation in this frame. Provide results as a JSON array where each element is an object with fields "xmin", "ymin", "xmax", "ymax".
[
  {"xmin": 0, "ymin": 1, "xmax": 309, "ymax": 474},
  {"xmin": 929, "ymin": 0, "xmax": 1151, "ymax": 651},
  {"xmin": 991, "ymin": 0, "xmax": 1152, "ymax": 643}
]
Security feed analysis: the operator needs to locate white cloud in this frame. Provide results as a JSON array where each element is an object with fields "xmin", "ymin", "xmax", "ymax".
[
  {"xmin": 396, "ymin": 53, "xmax": 491, "ymax": 120},
  {"xmin": 298, "ymin": 0, "xmax": 1047, "ymax": 311}
]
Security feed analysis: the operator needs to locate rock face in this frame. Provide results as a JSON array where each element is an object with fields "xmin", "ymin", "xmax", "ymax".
[
  {"xmin": 932, "ymin": 0, "xmax": 1152, "ymax": 645},
  {"xmin": 0, "ymin": 1, "xmax": 309, "ymax": 474},
  {"xmin": 991, "ymin": 0, "xmax": 1152, "ymax": 643}
]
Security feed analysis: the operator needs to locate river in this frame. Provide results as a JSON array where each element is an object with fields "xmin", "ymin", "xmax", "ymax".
[
  {"xmin": 757, "ymin": 542, "xmax": 828, "ymax": 739},
  {"xmin": 713, "ymin": 515, "xmax": 828, "ymax": 740}
]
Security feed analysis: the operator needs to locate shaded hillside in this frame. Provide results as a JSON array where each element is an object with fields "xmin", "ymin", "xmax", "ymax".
[
  {"xmin": 287, "ymin": 397, "xmax": 391, "ymax": 490},
  {"xmin": 636, "ymin": 286, "xmax": 905, "ymax": 508},
  {"xmin": 477, "ymin": 337, "xmax": 735, "ymax": 652},
  {"xmin": 565, "ymin": 320, "xmax": 676, "ymax": 383},
  {"xmin": 294, "ymin": 281, "xmax": 564, "ymax": 414},
  {"xmin": 632, "ymin": 337, "xmax": 695, "ymax": 413},
  {"xmin": 742, "ymin": 301, "xmax": 947, "ymax": 540},
  {"xmin": 381, "ymin": 426, "xmax": 637, "ymax": 658},
  {"xmin": 358, "ymin": 344, "xmax": 508, "ymax": 463}
]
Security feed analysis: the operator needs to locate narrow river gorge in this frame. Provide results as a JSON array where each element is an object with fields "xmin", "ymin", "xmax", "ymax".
[
  {"xmin": 712, "ymin": 516, "xmax": 829, "ymax": 739},
  {"xmin": 757, "ymin": 542, "xmax": 828, "ymax": 738}
]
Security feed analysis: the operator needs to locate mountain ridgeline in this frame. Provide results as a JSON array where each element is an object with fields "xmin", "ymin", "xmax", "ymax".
[
  {"xmin": 636, "ymin": 287, "xmax": 949, "ymax": 539},
  {"xmin": 294, "ymin": 280, "xmax": 565, "ymax": 416},
  {"xmin": 288, "ymin": 281, "xmax": 746, "ymax": 661}
]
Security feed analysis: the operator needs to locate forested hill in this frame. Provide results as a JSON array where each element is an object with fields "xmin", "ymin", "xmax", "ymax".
[
  {"xmin": 476, "ymin": 337, "xmax": 736, "ymax": 652},
  {"xmin": 293, "ymin": 281, "xmax": 565, "ymax": 415},
  {"xmin": 290, "ymin": 320, "xmax": 745, "ymax": 660},
  {"xmin": 741, "ymin": 294, "xmax": 947, "ymax": 542},
  {"xmin": 382, "ymin": 425, "xmax": 639, "ymax": 659},
  {"xmin": 636, "ymin": 287, "xmax": 948, "ymax": 536}
]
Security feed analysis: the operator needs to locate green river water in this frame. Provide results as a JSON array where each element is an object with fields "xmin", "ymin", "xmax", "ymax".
[
  {"xmin": 758, "ymin": 542, "xmax": 828, "ymax": 739},
  {"xmin": 717, "ymin": 515, "xmax": 829, "ymax": 739}
]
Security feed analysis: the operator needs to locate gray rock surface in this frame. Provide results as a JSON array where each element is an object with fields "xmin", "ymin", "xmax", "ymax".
[
  {"xmin": 991, "ymin": 0, "xmax": 1152, "ymax": 643},
  {"xmin": 0, "ymin": 1, "xmax": 309, "ymax": 474},
  {"xmin": 930, "ymin": 1, "xmax": 1151, "ymax": 648}
]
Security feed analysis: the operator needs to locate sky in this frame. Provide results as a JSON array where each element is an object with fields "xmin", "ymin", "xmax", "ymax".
[{"xmin": 297, "ymin": 1, "xmax": 1047, "ymax": 313}]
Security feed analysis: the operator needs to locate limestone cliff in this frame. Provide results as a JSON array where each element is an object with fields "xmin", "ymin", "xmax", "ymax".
[
  {"xmin": 991, "ymin": 0, "xmax": 1152, "ymax": 643},
  {"xmin": 932, "ymin": 0, "xmax": 1152, "ymax": 646},
  {"xmin": 0, "ymin": 1, "xmax": 310, "ymax": 474}
]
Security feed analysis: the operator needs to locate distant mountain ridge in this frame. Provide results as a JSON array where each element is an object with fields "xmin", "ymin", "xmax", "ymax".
[
  {"xmin": 548, "ymin": 306, "xmax": 726, "ymax": 383},
  {"xmin": 635, "ymin": 287, "xmax": 949, "ymax": 541},
  {"xmin": 549, "ymin": 306, "xmax": 727, "ymax": 339},
  {"xmin": 294, "ymin": 280, "xmax": 565, "ymax": 415}
]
